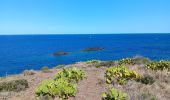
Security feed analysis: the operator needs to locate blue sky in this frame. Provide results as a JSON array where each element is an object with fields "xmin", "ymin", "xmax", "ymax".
[{"xmin": 0, "ymin": 0, "xmax": 170, "ymax": 35}]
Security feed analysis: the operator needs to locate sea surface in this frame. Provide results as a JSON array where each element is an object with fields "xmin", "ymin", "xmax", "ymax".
[{"xmin": 0, "ymin": 34, "xmax": 170, "ymax": 76}]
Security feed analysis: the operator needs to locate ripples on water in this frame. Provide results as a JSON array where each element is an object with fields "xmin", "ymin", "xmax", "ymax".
[{"xmin": 0, "ymin": 34, "xmax": 170, "ymax": 76}]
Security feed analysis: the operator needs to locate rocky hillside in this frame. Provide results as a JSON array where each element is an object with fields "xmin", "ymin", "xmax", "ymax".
[{"xmin": 0, "ymin": 57, "xmax": 170, "ymax": 100}]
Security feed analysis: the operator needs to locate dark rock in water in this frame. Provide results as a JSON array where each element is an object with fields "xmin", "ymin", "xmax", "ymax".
[
  {"xmin": 82, "ymin": 47, "xmax": 104, "ymax": 52},
  {"xmin": 53, "ymin": 51, "xmax": 69, "ymax": 56}
]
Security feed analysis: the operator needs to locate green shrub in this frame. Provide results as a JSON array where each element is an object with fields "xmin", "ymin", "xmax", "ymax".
[
  {"xmin": 118, "ymin": 57, "xmax": 151, "ymax": 65},
  {"xmin": 36, "ymin": 67, "xmax": 86, "ymax": 99},
  {"xmin": 35, "ymin": 80, "xmax": 54, "ymax": 97},
  {"xmin": 105, "ymin": 65, "xmax": 141, "ymax": 85},
  {"xmin": 55, "ymin": 67, "xmax": 86, "ymax": 83},
  {"xmin": 35, "ymin": 78, "xmax": 77, "ymax": 99},
  {"xmin": 86, "ymin": 60, "xmax": 101, "ymax": 64},
  {"xmin": 41, "ymin": 66, "xmax": 51, "ymax": 73},
  {"xmin": 54, "ymin": 64, "xmax": 65, "ymax": 69},
  {"xmin": 86, "ymin": 60, "xmax": 116, "ymax": 68},
  {"xmin": 118, "ymin": 58, "xmax": 133, "ymax": 65},
  {"xmin": 102, "ymin": 88, "xmax": 128, "ymax": 100},
  {"xmin": 99, "ymin": 61, "xmax": 116, "ymax": 67},
  {"xmin": 0, "ymin": 79, "xmax": 29, "ymax": 92},
  {"xmin": 86, "ymin": 60, "xmax": 102, "ymax": 68},
  {"xmin": 23, "ymin": 69, "xmax": 36, "ymax": 76},
  {"xmin": 146, "ymin": 60, "xmax": 170, "ymax": 71},
  {"xmin": 137, "ymin": 92, "xmax": 157, "ymax": 100},
  {"xmin": 137, "ymin": 75, "xmax": 155, "ymax": 85},
  {"xmin": 132, "ymin": 57, "xmax": 151, "ymax": 65},
  {"xmin": 0, "ymin": 77, "xmax": 5, "ymax": 81}
]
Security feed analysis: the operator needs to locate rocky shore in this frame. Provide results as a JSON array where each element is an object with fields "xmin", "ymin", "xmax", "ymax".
[{"xmin": 0, "ymin": 57, "xmax": 170, "ymax": 100}]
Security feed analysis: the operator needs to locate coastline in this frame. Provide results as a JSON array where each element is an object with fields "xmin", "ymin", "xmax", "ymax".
[
  {"xmin": 0, "ymin": 57, "xmax": 170, "ymax": 100},
  {"xmin": 1, "ymin": 34, "xmax": 170, "ymax": 76}
]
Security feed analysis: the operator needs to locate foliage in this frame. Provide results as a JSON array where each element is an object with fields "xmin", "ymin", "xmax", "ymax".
[
  {"xmin": 41, "ymin": 66, "xmax": 51, "ymax": 73},
  {"xmin": 87, "ymin": 60, "xmax": 101, "ymax": 64},
  {"xmin": 105, "ymin": 65, "xmax": 141, "ymax": 85},
  {"xmin": 102, "ymin": 88, "xmax": 128, "ymax": 100},
  {"xmin": 86, "ymin": 60, "xmax": 117, "ymax": 68},
  {"xmin": 23, "ymin": 69, "xmax": 36, "ymax": 76},
  {"xmin": 35, "ymin": 80, "xmax": 54, "ymax": 97},
  {"xmin": 0, "ymin": 77, "xmax": 5, "ymax": 80},
  {"xmin": 0, "ymin": 79, "xmax": 29, "ymax": 92},
  {"xmin": 118, "ymin": 58, "xmax": 133, "ymax": 65},
  {"xmin": 86, "ymin": 60, "xmax": 102, "ymax": 67},
  {"xmin": 86, "ymin": 60, "xmax": 101, "ymax": 64},
  {"xmin": 35, "ymin": 78, "xmax": 77, "ymax": 99},
  {"xmin": 132, "ymin": 57, "xmax": 151, "ymax": 65},
  {"xmin": 55, "ymin": 67, "xmax": 86, "ymax": 83},
  {"xmin": 99, "ymin": 61, "xmax": 116, "ymax": 67},
  {"xmin": 55, "ymin": 64, "xmax": 65, "ymax": 69},
  {"xmin": 118, "ymin": 57, "xmax": 151, "ymax": 65},
  {"xmin": 146, "ymin": 60, "xmax": 170, "ymax": 71},
  {"xmin": 137, "ymin": 92, "xmax": 157, "ymax": 100},
  {"xmin": 36, "ymin": 67, "xmax": 86, "ymax": 99},
  {"xmin": 137, "ymin": 74, "xmax": 155, "ymax": 85}
]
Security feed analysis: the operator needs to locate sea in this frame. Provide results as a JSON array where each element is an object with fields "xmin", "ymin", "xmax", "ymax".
[{"xmin": 0, "ymin": 34, "xmax": 170, "ymax": 76}]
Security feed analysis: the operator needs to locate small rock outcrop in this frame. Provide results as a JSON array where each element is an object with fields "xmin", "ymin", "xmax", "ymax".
[
  {"xmin": 82, "ymin": 47, "xmax": 104, "ymax": 52},
  {"xmin": 53, "ymin": 51, "xmax": 69, "ymax": 56}
]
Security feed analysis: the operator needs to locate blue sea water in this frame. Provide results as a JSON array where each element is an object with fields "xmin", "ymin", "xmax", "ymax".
[{"xmin": 0, "ymin": 34, "xmax": 170, "ymax": 76}]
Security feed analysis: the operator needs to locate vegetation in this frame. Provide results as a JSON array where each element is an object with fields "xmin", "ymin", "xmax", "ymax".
[
  {"xmin": 35, "ymin": 67, "xmax": 86, "ymax": 99},
  {"xmin": 41, "ymin": 66, "xmax": 51, "ymax": 73},
  {"xmin": 132, "ymin": 57, "xmax": 151, "ymax": 65},
  {"xmin": 86, "ymin": 60, "xmax": 101, "ymax": 64},
  {"xmin": 137, "ymin": 92, "xmax": 157, "ymax": 100},
  {"xmin": 35, "ymin": 78, "xmax": 77, "ymax": 99},
  {"xmin": 55, "ymin": 67, "xmax": 86, "ymax": 83},
  {"xmin": 86, "ymin": 60, "xmax": 102, "ymax": 68},
  {"xmin": 146, "ymin": 60, "xmax": 170, "ymax": 71},
  {"xmin": 118, "ymin": 58, "xmax": 133, "ymax": 65},
  {"xmin": 102, "ymin": 88, "xmax": 128, "ymax": 100},
  {"xmin": 98, "ymin": 61, "xmax": 115, "ymax": 67},
  {"xmin": 23, "ymin": 69, "xmax": 36, "ymax": 76},
  {"xmin": 118, "ymin": 57, "xmax": 151, "ymax": 65},
  {"xmin": 105, "ymin": 65, "xmax": 141, "ymax": 85},
  {"xmin": 137, "ymin": 74, "xmax": 155, "ymax": 85},
  {"xmin": 54, "ymin": 64, "xmax": 65, "ymax": 69},
  {"xmin": 0, "ymin": 79, "xmax": 28, "ymax": 92},
  {"xmin": 1, "ymin": 57, "xmax": 170, "ymax": 100},
  {"xmin": 0, "ymin": 77, "xmax": 5, "ymax": 81},
  {"xmin": 86, "ymin": 57, "xmax": 150, "ymax": 68},
  {"xmin": 35, "ymin": 80, "xmax": 54, "ymax": 98}
]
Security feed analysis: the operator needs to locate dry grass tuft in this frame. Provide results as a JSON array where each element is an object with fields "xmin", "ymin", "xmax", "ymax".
[
  {"xmin": 110, "ymin": 64, "xmax": 170, "ymax": 100},
  {"xmin": 23, "ymin": 70, "xmax": 36, "ymax": 76}
]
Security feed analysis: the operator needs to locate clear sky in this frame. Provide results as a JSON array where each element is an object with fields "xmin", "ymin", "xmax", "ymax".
[{"xmin": 0, "ymin": 0, "xmax": 170, "ymax": 35}]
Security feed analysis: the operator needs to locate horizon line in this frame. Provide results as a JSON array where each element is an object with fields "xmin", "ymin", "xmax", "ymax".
[{"xmin": 0, "ymin": 33, "xmax": 170, "ymax": 36}]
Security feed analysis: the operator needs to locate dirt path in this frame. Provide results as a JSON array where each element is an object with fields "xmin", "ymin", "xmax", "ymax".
[
  {"xmin": 0, "ymin": 63, "xmax": 109, "ymax": 100},
  {"xmin": 1, "ymin": 61, "xmax": 170, "ymax": 100},
  {"xmin": 69, "ymin": 66, "xmax": 109, "ymax": 100}
]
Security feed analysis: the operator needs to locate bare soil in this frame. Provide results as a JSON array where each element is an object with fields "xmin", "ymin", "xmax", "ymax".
[
  {"xmin": 0, "ymin": 62, "xmax": 170, "ymax": 100},
  {"xmin": 0, "ymin": 62, "xmax": 110, "ymax": 100}
]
